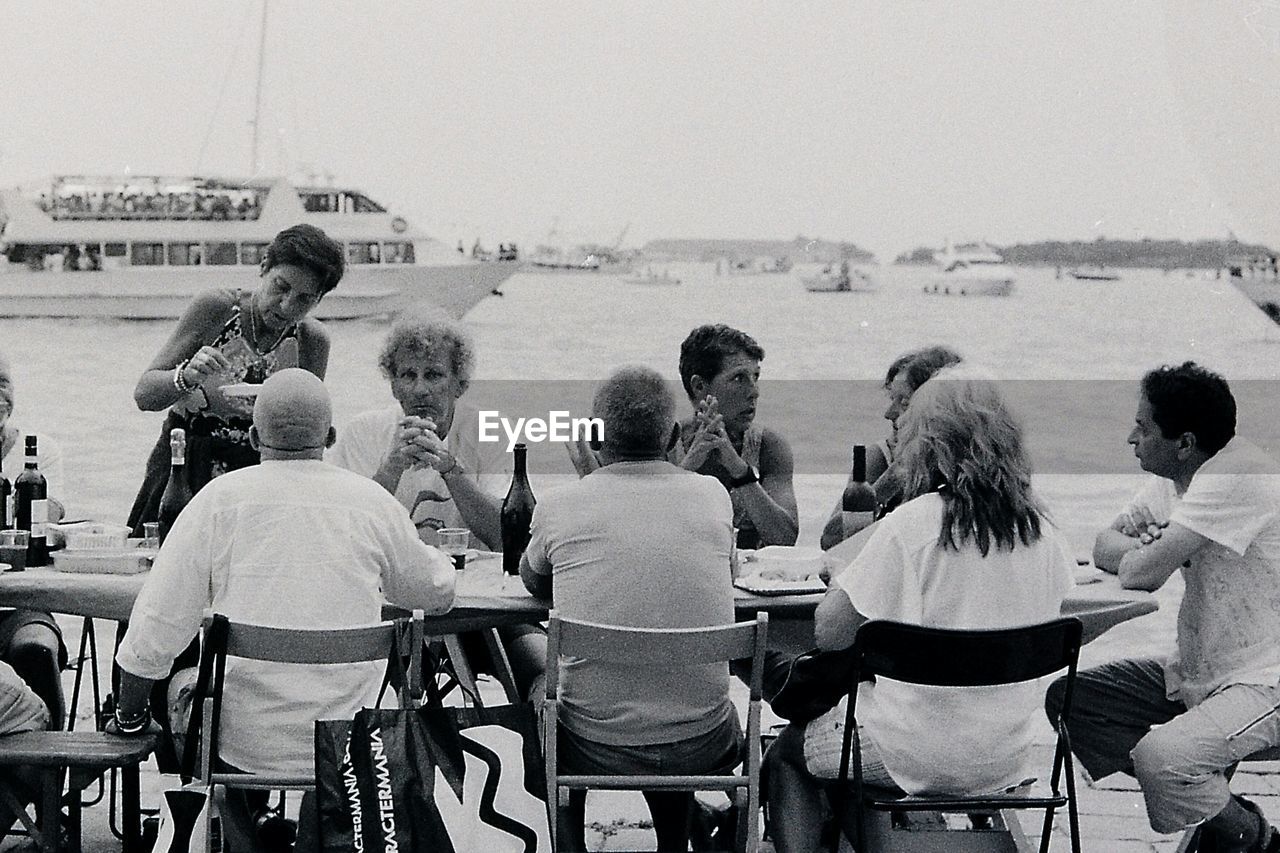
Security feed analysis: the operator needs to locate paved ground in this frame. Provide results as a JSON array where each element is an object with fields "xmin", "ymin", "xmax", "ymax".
[{"xmin": 5, "ymin": 571, "xmax": 1277, "ymax": 851}]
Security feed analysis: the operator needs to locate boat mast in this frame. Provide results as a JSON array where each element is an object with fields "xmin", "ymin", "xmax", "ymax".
[{"xmin": 250, "ymin": 0, "xmax": 269, "ymax": 174}]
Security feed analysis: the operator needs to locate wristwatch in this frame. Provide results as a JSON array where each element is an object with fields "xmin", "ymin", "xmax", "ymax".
[{"xmin": 728, "ymin": 465, "xmax": 760, "ymax": 490}]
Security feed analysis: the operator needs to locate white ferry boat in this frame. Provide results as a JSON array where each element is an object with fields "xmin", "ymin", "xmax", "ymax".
[
  {"xmin": 0, "ymin": 175, "xmax": 517, "ymax": 319},
  {"xmin": 925, "ymin": 241, "xmax": 1016, "ymax": 296}
]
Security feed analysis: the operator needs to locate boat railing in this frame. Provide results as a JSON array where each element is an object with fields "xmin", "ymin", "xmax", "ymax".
[{"xmin": 39, "ymin": 189, "xmax": 263, "ymax": 222}]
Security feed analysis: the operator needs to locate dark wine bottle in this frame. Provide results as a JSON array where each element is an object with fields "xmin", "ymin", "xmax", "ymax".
[
  {"xmin": 841, "ymin": 444, "xmax": 877, "ymax": 514},
  {"xmin": 0, "ymin": 472, "xmax": 10, "ymax": 530},
  {"xmin": 157, "ymin": 428, "xmax": 193, "ymax": 544},
  {"xmin": 14, "ymin": 435, "xmax": 48, "ymax": 566},
  {"xmin": 500, "ymin": 443, "xmax": 536, "ymax": 576}
]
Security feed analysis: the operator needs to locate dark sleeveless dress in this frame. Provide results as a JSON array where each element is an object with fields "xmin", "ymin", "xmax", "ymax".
[{"xmin": 126, "ymin": 292, "xmax": 300, "ymax": 535}]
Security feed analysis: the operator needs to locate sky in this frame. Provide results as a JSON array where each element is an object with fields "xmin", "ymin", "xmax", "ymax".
[{"xmin": 0, "ymin": 0, "xmax": 1276, "ymax": 261}]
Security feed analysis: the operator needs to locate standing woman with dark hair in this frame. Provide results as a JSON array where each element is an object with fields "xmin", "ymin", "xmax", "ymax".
[{"xmin": 127, "ymin": 224, "xmax": 344, "ymax": 534}]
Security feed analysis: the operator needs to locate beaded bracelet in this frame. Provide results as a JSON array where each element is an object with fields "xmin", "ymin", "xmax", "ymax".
[
  {"xmin": 173, "ymin": 361, "xmax": 194, "ymax": 395},
  {"xmin": 113, "ymin": 703, "xmax": 150, "ymax": 736}
]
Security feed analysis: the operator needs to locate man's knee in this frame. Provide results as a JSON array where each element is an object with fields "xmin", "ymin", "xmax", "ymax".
[
  {"xmin": 1132, "ymin": 725, "xmax": 1176, "ymax": 779},
  {"xmin": 1131, "ymin": 724, "xmax": 1222, "ymax": 833},
  {"xmin": 6, "ymin": 624, "xmax": 60, "ymax": 669},
  {"xmin": 1044, "ymin": 674, "xmax": 1069, "ymax": 723},
  {"xmin": 764, "ymin": 723, "xmax": 805, "ymax": 775}
]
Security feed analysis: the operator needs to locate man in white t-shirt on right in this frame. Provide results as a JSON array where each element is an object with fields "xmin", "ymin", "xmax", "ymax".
[{"xmin": 1047, "ymin": 361, "xmax": 1280, "ymax": 852}]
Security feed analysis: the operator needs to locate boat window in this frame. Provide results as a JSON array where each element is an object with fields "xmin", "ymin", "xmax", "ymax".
[
  {"xmin": 130, "ymin": 243, "xmax": 165, "ymax": 266},
  {"xmin": 301, "ymin": 193, "xmax": 335, "ymax": 213},
  {"xmin": 349, "ymin": 193, "xmax": 385, "ymax": 213},
  {"xmin": 240, "ymin": 242, "xmax": 268, "ymax": 265},
  {"xmin": 346, "ymin": 242, "xmax": 382, "ymax": 264},
  {"xmin": 103, "ymin": 242, "xmax": 127, "ymax": 257},
  {"xmin": 205, "ymin": 242, "xmax": 237, "ymax": 265},
  {"xmin": 382, "ymin": 242, "xmax": 415, "ymax": 264},
  {"xmin": 168, "ymin": 243, "xmax": 203, "ymax": 266},
  {"xmin": 299, "ymin": 190, "xmax": 386, "ymax": 214}
]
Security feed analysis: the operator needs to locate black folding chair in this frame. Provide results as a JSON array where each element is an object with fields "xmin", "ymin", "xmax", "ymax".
[{"xmin": 831, "ymin": 617, "xmax": 1083, "ymax": 853}]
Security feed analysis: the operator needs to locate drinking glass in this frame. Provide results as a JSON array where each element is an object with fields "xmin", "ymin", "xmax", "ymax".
[
  {"xmin": 142, "ymin": 522, "xmax": 161, "ymax": 550},
  {"xmin": 0, "ymin": 530, "xmax": 29, "ymax": 572},
  {"xmin": 438, "ymin": 527, "xmax": 470, "ymax": 572}
]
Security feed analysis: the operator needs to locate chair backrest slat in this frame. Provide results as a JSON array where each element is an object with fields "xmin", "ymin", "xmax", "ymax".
[
  {"xmin": 854, "ymin": 617, "xmax": 1082, "ymax": 687},
  {"xmin": 554, "ymin": 616, "xmax": 760, "ymax": 665},
  {"xmin": 382, "ymin": 605, "xmax": 501, "ymax": 638},
  {"xmin": 222, "ymin": 621, "xmax": 398, "ymax": 665},
  {"xmin": 192, "ymin": 611, "xmax": 425, "ymax": 786}
]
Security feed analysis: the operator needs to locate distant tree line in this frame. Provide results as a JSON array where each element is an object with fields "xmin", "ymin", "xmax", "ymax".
[{"xmin": 894, "ymin": 237, "xmax": 1277, "ymax": 268}]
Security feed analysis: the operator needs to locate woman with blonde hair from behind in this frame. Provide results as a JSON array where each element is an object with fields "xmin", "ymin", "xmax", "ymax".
[{"xmin": 764, "ymin": 367, "xmax": 1075, "ymax": 852}]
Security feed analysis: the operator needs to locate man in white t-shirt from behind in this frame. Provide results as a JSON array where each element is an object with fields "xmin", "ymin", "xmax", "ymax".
[{"xmin": 1047, "ymin": 361, "xmax": 1280, "ymax": 852}]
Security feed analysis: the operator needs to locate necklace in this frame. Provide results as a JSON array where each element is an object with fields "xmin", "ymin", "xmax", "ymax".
[{"xmin": 247, "ymin": 293, "xmax": 289, "ymax": 355}]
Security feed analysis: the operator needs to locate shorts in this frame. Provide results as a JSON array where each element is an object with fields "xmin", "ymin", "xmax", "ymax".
[
  {"xmin": 803, "ymin": 700, "xmax": 899, "ymax": 790},
  {"xmin": 558, "ymin": 709, "xmax": 744, "ymax": 777}
]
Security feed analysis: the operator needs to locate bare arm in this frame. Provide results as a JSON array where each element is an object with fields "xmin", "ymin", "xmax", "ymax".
[
  {"xmin": 731, "ymin": 429, "xmax": 799, "ymax": 546},
  {"xmin": 1094, "ymin": 515, "xmax": 1141, "ymax": 573},
  {"xmin": 295, "ymin": 319, "xmax": 331, "ymax": 379},
  {"xmin": 133, "ymin": 290, "xmax": 234, "ymax": 411},
  {"xmin": 519, "ymin": 551, "xmax": 552, "ymax": 599},
  {"xmin": 114, "ymin": 669, "xmax": 155, "ymax": 720},
  {"xmin": 814, "ymin": 586, "xmax": 867, "ymax": 651},
  {"xmin": 1117, "ymin": 522, "xmax": 1207, "ymax": 592},
  {"xmin": 1094, "ymin": 504, "xmax": 1165, "ymax": 573},
  {"xmin": 441, "ymin": 466, "xmax": 502, "ymax": 551}
]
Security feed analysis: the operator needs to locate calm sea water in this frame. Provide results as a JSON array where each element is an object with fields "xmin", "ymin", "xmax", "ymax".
[{"xmin": 17, "ymin": 263, "xmax": 1280, "ymax": 552}]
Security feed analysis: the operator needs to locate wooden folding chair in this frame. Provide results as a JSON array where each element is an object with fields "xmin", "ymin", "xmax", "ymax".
[
  {"xmin": 187, "ymin": 610, "xmax": 425, "ymax": 852},
  {"xmin": 0, "ymin": 730, "xmax": 158, "ymax": 853},
  {"xmin": 544, "ymin": 611, "xmax": 768, "ymax": 853},
  {"xmin": 830, "ymin": 617, "xmax": 1083, "ymax": 853}
]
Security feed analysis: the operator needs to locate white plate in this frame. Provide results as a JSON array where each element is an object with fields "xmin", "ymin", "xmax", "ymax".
[
  {"xmin": 734, "ymin": 575, "xmax": 827, "ymax": 596},
  {"xmin": 221, "ymin": 383, "xmax": 263, "ymax": 398}
]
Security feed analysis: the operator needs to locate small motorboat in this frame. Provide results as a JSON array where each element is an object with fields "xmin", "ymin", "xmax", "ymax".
[
  {"xmin": 803, "ymin": 262, "xmax": 877, "ymax": 293},
  {"xmin": 1068, "ymin": 267, "xmax": 1121, "ymax": 281}
]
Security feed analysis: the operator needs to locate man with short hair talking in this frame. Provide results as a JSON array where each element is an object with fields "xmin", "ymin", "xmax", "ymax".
[
  {"xmin": 113, "ymin": 368, "xmax": 455, "ymax": 853},
  {"xmin": 522, "ymin": 365, "xmax": 741, "ymax": 853},
  {"xmin": 1047, "ymin": 362, "xmax": 1280, "ymax": 852}
]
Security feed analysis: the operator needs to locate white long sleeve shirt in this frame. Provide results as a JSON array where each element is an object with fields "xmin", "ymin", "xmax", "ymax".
[{"xmin": 117, "ymin": 459, "xmax": 455, "ymax": 775}]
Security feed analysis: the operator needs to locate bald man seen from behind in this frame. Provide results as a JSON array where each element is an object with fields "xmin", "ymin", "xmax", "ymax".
[{"xmin": 113, "ymin": 368, "xmax": 455, "ymax": 853}]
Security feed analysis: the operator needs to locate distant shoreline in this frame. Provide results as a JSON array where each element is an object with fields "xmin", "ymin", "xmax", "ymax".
[{"xmin": 895, "ymin": 238, "xmax": 1278, "ymax": 269}]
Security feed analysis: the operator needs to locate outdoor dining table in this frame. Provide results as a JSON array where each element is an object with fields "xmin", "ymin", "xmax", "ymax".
[{"xmin": 0, "ymin": 553, "xmax": 1155, "ymax": 650}]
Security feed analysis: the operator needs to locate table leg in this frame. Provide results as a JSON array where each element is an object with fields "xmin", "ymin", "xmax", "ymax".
[
  {"xmin": 441, "ymin": 635, "xmax": 483, "ymax": 706},
  {"xmin": 121, "ymin": 763, "xmax": 141, "ymax": 853},
  {"xmin": 481, "ymin": 628, "xmax": 521, "ymax": 705},
  {"xmin": 66, "ymin": 785, "xmax": 82, "ymax": 853},
  {"xmin": 39, "ymin": 767, "xmax": 60, "ymax": 853}
]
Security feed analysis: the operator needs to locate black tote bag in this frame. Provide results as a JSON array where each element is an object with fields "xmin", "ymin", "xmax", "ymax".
[{"xmin": 316, "ymin": 703, "xmax": 550, "ymax": 853}]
